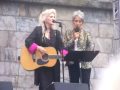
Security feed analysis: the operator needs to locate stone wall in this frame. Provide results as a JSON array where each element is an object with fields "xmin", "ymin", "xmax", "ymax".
[
  {"xmin": 0, "ymin": 1, "xmax": 113, "ymax": 90},
  {"xmin": 10, "ymin": 0, "xmax": 112, "ymax": 9}
]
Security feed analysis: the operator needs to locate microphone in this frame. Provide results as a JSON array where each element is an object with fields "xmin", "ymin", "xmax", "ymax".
[
  {"xmin": 74, "ymin": 27, "xmax": 80, "ymax": 32},
  {"xmin": 53, "ymin": 20, "xmax": 62, "ymax": 24}
]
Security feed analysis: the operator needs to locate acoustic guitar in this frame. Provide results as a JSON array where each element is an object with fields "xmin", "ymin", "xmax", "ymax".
[{"xmin": 20, "ymin": 45, "xmax": 62, "ymax": 71}]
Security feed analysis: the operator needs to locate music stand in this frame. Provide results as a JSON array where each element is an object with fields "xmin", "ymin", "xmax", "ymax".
[
  {"xmin": 64, "ymin": 51, "xmax": 99, "ymax": 62},
  {"xmin": 64, "ymin": 50, "xmax": 99, "ymax": 82}
]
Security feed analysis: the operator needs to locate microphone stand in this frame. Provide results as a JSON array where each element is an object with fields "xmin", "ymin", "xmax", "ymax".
[{"xmin": 58, "ymin": 22, "xmax": 65, "ymax": 83}]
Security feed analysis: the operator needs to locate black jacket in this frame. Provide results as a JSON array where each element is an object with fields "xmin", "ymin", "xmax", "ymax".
[{"xmin": 25, "ymin": 26, "xmax": 63, "ymax": 86}]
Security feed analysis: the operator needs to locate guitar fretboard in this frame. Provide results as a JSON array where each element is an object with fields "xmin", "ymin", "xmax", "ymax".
[{"xmin": 48, "ymin": 55, "xmax": 62, "ymax": 59}]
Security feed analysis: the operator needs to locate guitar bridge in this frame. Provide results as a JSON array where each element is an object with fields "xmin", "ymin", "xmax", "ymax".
[{"xmin": 37, "ymin": 59, "xmax": 48, "ymax": 65}]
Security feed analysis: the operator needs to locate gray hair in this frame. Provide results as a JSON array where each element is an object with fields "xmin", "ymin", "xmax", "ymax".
[{"xmin": 72, "ymin": 10, "xmax": 84, "ymax": 20}]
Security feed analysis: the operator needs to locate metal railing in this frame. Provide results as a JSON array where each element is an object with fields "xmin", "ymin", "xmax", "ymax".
[{"xmin": 113, "ymin": 0, "xmax": 120, "ymax": 54}]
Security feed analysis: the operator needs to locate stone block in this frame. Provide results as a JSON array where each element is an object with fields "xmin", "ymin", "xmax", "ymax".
[
  {"xmin": 0, "ymin": 16, "xmax": 16, "ymax": 31},
  {"xmin": 95, "ymin": 38, "xmax": 112, "ymax": 53},
  {"xmin": 0, "ymin": 31, "xmax": 8, "ymax": 47},
  {"xmin": 0, "ymin": 47, "xmax": 17, "ymax": 62},
  {"xmin": 85, "ymin": 23, "xmax": 99, "ymax": 37},
  {"xmin": 18, "ymin": 76, "xmax": 34, "ymax": 88},
  {"xmin": 84, "ymin": 9, "xmax": 111, "ymax": 23},
  {"xmin": 16, "ymin": 17, "xmax": 38, "ymax": 32},
  {"xmin": 62, "ymin": 20, "xmax": 72, "ymax": 34},
  {"xmin": 92, "ymin": 53, "xmax": 109, "ymax": 68},
  {"xmin": 19, "ymin": 66, "xmax": 34, "ymax": 76},
  {"xmin": 0, "ymin": 2, "xmax": 19, "ymax": 16},
  {"xmin": 8, "ymin": 32, "xmax": 17, "ymax": 48},
  {"xmin": 56, "ymin": 7, "xmax": 75, "ymax": 20},
  {"xmin": 15, "ymin": 32, "xmax": 30, "ymax": 48},
  {"xmin": 0, "ymin": 62, "xmax": 5, "ymax": 75},
  {"xmin": 93, "ymin": 38, "xmax": 100, "ymax": 51},
  {"xmin": 4, "ymin": 62, "xmax": 19, "ymax": 75},
  {"xmin": 19, "ymin": 3, "xmax": 28, "ymax": 17},
  {"xmin": 8, "ymin": 0, "xmax": 112, "ymax": 10},
  {"xmin": 99, "ymin": 24, "xmax": 113, "ymax": 38},
  {"xmin": 29, "ymin": 4, "xmax": 43, "ymax": 17},
  {"xmin": 0, "ymin": 47, "xmax": 5, "ymax": 62}
]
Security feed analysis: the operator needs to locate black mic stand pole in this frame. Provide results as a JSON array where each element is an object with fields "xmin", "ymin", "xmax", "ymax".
[{"xmin": 59, "ymin": 23, "xmax": 65, "ymax": 83}]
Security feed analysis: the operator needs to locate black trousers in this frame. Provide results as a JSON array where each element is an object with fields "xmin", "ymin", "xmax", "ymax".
[
  {"xmin": 34, "ymin": 60, "xmax": 60, "ymax": 90},
  {"xmin": 68, "ymin": 62, "xmax": 91, "ymax": 90}
]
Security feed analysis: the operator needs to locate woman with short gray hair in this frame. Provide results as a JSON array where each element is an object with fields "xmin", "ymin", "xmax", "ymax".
[{"xmin": 64, "ymin": 10, "xmax": 93, "ymax": 90}]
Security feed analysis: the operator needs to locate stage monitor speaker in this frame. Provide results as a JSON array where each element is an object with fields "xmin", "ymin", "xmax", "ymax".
[
  {"xmin": 0, "ymin": 81, "xmax": 13, "ymax": 90},
  {"xmin": 46, "ymin": 82, "xmax": 89, "ymax": 90}
]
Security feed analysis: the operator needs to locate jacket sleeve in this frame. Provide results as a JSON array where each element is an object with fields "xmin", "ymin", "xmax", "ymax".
[
  {"xmin": 86, "ymin": 32, "xmax": 94, "ymax": 51},
  {"xmin": 25, "ymin": 27, "xmax": 39, "ymax": 49},
  {"xmin": 64, "ymin": 31, "xmax": 74, "ymax": 50}
]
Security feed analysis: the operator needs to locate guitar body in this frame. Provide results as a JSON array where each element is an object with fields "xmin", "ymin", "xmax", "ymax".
[{"xmin": 20, "ymin": 46, "xmax": 57, "ymax": 70}]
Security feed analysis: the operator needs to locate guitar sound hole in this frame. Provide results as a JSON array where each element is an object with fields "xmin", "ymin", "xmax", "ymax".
[
  {"xmin": 42, "ymin": 53, "xmax": 48, "ymax": 62},
  {"xmin": 37, "ymin": 59, "xmax": 48, "ymax": 65}
]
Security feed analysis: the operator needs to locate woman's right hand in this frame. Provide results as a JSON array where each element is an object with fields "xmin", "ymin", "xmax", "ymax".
[
  {"xmin": 74, "ymin": 32, "xmax": 80, "ymax": 40},
  {"xmin": 37, "ymin": 46, "xmax": 47, "ymax": 54}
]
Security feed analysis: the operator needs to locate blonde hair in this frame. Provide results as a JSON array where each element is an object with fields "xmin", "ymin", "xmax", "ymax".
[
  {"xmin": 38, "ymin": 9, "xmax": 56, "ymax": 32},
  {"xmin": 39, "ymin": 8, "xmax": 56, "ymax": 25},
  {"xmin": 72, "ymin": 10, "xmax": 84, "ymax": 20}
]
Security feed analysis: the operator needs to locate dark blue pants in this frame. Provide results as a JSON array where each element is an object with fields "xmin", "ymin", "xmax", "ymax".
[{"xmin": 68, "ymin": 62, "xmax": 91, "ymax": 90}]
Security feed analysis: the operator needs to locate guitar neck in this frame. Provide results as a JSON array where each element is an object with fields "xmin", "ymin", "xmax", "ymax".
[{"xmin": 48, "ymin": 55, "xmax": 62, "ymax": 59}]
